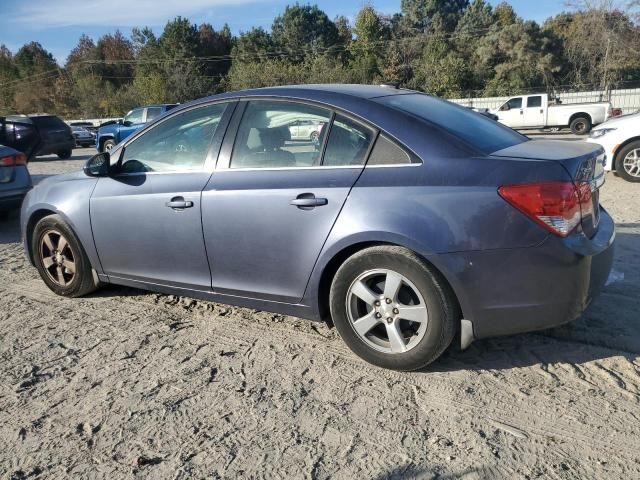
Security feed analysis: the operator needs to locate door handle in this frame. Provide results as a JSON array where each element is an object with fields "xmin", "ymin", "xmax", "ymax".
[
  {"xmin": 520, "ymin": 110, "xmax": 524, "ymax": 115},
  {"xmin": 166, "ymin": 197, "xmax": 194, "ymax": 210},
  {"xmin": 290, "ymin": 193, "xmax": 328, "ymax": 209}
]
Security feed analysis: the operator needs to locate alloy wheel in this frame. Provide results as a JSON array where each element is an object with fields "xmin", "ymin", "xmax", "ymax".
[
  {"xmin": 623, "ymin": 148, "xmax": 640, "ymax": 178},
  {"xmin": 346, "ymin": 269, "xmax": 428, "ymax": 354},
  {"xmin": 39, "ymin": 229, "xmax": 76, "ymax": 287}
]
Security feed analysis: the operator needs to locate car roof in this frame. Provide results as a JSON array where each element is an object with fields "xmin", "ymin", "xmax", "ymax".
[{"xmin": 211, "ymin": 84, "xmax": 415, "ymax": 101}]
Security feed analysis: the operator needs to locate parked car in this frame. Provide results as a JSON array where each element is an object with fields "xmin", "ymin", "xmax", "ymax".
[
  {"xmin": 96, "ymin": 104, "xmax": 177, "ymax": 152},
  {"xmin": 69, "ymin": 121, "xmax": 98, "ymax": 134},
  {"xmin": 71, "ymin": 126, "xmax": 96, "ymax": 148},
  {"xmin": 21, "ymin": 85, "xmax": 614, "ymax": 371},
  {"xmin": 288, "ymin": 119, "xmax": 324, "ymax": 141},
  {"xmin": 5, "ymin": 114, "xmax": 75, "ymax": 159},
  {"xmin": 490, "ymin": 93, "xmax": 615, "ymax": 135},
  {"xmin": 0, "ymin": 116, "xmax": 40, "ymax": 160},
  {"xmin": 0, "ymin": 145, "xmax": 32, "ymax": 212},
  {"xmin": 587, "ymin": 112, "xmax": 640, "ymax": 182}
]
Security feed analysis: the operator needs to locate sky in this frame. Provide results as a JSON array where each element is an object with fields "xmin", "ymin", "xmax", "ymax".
[{"xmin": 0, "ymin": 0, "xmax": 570, "ymax": 64}]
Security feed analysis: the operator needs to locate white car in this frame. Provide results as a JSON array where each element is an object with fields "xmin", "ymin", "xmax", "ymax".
[
  {"xmin": 587, "ymin": 112, "xmax": 640, "ymax": 182},
  {"xmin": 288, "ymin": 119, "xmax": 323, "ymax": 141}
]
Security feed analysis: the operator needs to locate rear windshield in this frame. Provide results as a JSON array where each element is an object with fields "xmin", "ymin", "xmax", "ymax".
[
  {"xmin": 31, "ymin": 116, "xmax": 68, "ymax": 130},
  {"xmin": 375, "ymin": 93, "xmax": 527, "ymax": 154}
]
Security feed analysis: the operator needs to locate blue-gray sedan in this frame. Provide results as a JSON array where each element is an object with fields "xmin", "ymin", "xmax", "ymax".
[{"xmin": 20, "ymin": 85, "xmax": 615, "ymax": 371}]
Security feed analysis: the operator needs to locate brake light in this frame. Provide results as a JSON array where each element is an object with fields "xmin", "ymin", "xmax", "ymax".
[
  {"xmin": 0, "ymin": 153, "xmax": 27, "ymax": 167},
  {"xmin": 498, "ymin": 181, "xmax": 592, "ymax": 237}
]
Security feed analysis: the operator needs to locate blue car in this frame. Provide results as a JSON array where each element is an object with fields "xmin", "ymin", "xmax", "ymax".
[
  {"xmin": 0, "ymin": 145, "xmax": 32, "ymax": 212},
  {"xmin": 20, "ymin": 85, "xmax": 614, "ymax": 371},
  {"xmin": 96, "ymin": 104, "xmax": 177, "ymax": 152}
]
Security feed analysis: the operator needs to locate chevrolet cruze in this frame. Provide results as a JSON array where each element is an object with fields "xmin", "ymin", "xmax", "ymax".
[{"xmin": 21, "ymin": 85, "xmax": 615, "ymax": 371}]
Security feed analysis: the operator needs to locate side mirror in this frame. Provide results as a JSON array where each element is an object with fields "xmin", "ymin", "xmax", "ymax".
[
  {"xmin": 83, "ymin": 152, "xmax": 110, "ymax": 177},
  {"xmin": 122, "ymin": 120, "xmax": 133, "ymax": 127},
  {"xmin": 500, "ymin": 104, "xmax": 510, "ymax": 111}
]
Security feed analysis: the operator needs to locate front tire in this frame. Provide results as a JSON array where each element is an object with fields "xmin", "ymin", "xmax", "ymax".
[
  {"xmin": 101, "ymin": 139, "xmax": 116, "ymax": 152},
  {"xmin": 615, "ymin": 141, "xmax": 640, "ymax": 182},
  {"xmin": 32, "ymin": 215, "xmax": 98, "ymax": 297},
  {"xmin": 569, "ymin": 116, "xmax": 591, "ymax": 135},
  {"xmin": 329, "ymin": 246, "xmax": 458, "ymax": 371}
]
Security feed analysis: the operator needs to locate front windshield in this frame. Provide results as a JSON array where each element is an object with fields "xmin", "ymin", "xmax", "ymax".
[{"xmin": 376, "ymin": 93, "xmax": 527, "ymax": 154}]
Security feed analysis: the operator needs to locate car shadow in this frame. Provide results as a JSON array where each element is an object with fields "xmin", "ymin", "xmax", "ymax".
[{"xmin": 0, "ymin": 210, "xmax": 21, "ymax": 244}]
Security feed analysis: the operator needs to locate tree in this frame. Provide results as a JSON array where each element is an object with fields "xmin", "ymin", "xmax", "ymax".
[
  {"xmin": 271, "ymin": 4, "xmax": 339, "ymax": 59},
  {"xmin": 96, "ymin": 31, "xmax": 135, "ymax": 88},
  {"xmin": 0, "ymin": 45, "xmax": 19, "ymax": 114},
  {"xmin": 198, "ymin": 23, "xmax": 233, "ymax": 84},
  {"xmin": 400, "ymin": 0, "xmax": 469, "ymax": 32},
  {"xmin": 13, "ymin": 42, "xmax": 59, "ymax": 113},
  {"xmin": 546, "ymin": 5, "xmax": 640, "ymax": 89},
  {"xmin": 350, "ymin": 5, "xmax": 389, "ymax": 83}
]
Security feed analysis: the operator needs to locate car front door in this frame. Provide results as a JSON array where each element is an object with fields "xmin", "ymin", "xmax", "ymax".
[
  {"xmin": 202, "ymin": 100, "xmax": 375, "ymax": 303},
  {"xmin": 497, "ymin": 97, "xmax": 524, "ymax": 128},
  {"xmin": 522, "ymin": 95, "xmax": 545, "ymax": 127},
  {"xmin": 90, "ymin": 102, "xmax": 234, "ymax": 289}
]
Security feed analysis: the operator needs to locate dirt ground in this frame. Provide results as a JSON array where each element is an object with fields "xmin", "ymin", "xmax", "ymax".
[{"xmin": 1, "ymin": 148, "xmax": 639, "ymax": 479}]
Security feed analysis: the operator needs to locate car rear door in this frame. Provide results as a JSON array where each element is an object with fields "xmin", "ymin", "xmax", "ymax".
[
  {"xmin": 201, "ymin": 100, "xmax": 375, "ymax": 303},
  {"xmin": 522, "ymin": 95, "xmax": 545, "ymax": 127},
  {"xmin": 90, "ymin": 102, "xmax": 235, "ymax": 289}
]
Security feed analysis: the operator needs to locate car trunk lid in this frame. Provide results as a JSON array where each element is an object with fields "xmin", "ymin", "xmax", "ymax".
[{"xmin": 492, "ymin": 139, "xmax": 605, "ymax": 238}]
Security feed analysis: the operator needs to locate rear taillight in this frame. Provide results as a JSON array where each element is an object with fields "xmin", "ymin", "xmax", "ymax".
[
  {"xmin": 0, "ymin": 153, "xmax": 27, "ymax": 167},
  {"xmin": 498, "ymin": 181, "xmax": 593, "ymax": 237}
]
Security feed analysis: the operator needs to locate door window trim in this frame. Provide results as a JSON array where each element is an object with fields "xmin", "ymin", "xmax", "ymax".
[
  {"xmin": 112, "ymin": 100, "xmax": 238, "ymax": 177},
  {"xmin": 213, "ymin": 97, "xmax": 419, "ymax": 172}
]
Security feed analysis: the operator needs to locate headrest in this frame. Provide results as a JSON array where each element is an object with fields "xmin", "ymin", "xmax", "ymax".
[{"xmin": 257, "ymin": 126, "xmax": 291, "ymax": 150}]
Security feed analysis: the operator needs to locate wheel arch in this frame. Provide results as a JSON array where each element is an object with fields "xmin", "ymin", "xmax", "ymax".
[
  {"xmin": 98, "ymin": 135, "xmax": 115, "ymax": 151},
  {"xmin": 568, "ymin": 112, "xmax": 592, "ymax": 127},
  {"xmin": 613, "ymin": 136, "xmax": 640, "ymax": 168},
  {"xmin": 25, "ymin": 207, "xmax": 88, "ymax": 268},
  {"xmin": 313, "ymin": 238, "xmax": 469, "ymax": 328},
  {"xmin": 25, "ymin": 208, "xmax": 58, "ymax": 265}
]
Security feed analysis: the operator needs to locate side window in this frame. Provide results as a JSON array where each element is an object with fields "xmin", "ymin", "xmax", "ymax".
[
  {"xmin": 146, "ymin": 107, "xmax": 163, "ymax": 122},
  {"xmin": 527, "ymin": 96, "xmax": 542, "ymax": 108},
  {"xmin": 120, "ymin": 103, "xmax": 227, "ymax": 174},
  {"xmin": 506, "ymin": 97, "xmax": 522, "ymax": 110},
  {"xmin": 124, "ymin": 108, "xmax": 144, "ymax": 125},
  {"xmin": 367, "ymin": 134, "xmax": 418, "ymax": 166},
  {"xmin": 230, "ymin": 101, "xmax": 331, "ymax": 169},
  {"xmin": 323, "ymin": 115, "xmax": 374, "ymax": 167}
]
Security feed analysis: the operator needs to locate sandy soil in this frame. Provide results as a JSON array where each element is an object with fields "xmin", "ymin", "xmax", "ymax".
[{"xmin": 1, "ymin": 148, "xmax": 639, "ymax": 479}]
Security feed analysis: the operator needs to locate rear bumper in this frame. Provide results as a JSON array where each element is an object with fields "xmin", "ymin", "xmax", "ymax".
[{"xmin": 438, "ymin": 207, "xmax": 615, "ymax": 339}]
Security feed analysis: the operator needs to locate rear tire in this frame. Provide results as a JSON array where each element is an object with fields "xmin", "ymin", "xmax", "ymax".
[
  {"xmin": 615, "ymin": 141, "xmax": 640, "ymax": 182},
  {"xmin": 329, "ymin": 246, "xmax": 458, "ymax": 371},
  {"xmin": 32, "ymin": 214, "xmax": 98, "ymax": 297},
  {"xmin": 57, "ymin": 149, "xmax": 72, "ymax": 159},
  {"xmin": 569, "ymin": 116, "xmax": 591, "ymax": 135}
]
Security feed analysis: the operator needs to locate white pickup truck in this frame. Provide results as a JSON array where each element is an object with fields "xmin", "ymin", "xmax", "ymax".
[{"xmin": 490, "ymin": 93, "xmax": 612, "ymax": 135}]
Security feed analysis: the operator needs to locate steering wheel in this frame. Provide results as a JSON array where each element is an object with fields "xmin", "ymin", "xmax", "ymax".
[{"xmin": 174, "ymin": 142, "xmax": 191, "ymax": 153}]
